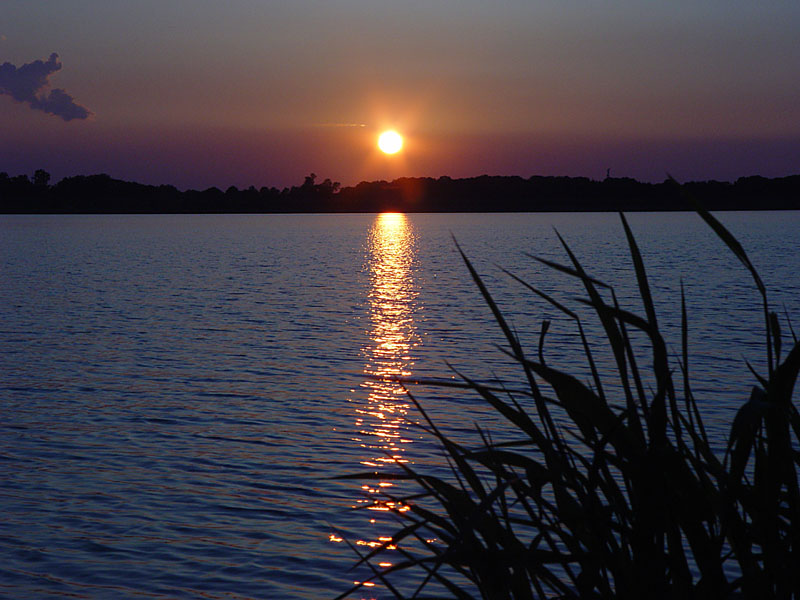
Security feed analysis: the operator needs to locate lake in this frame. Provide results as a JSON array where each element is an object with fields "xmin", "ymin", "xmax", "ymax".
[{"xmin": 1, "ymin": 211, "xmax": 799, "ymax": 598}]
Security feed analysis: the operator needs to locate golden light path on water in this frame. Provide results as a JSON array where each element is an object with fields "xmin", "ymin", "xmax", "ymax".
[{"xmin": 336, "ymin": 213, "xmax": 420, "ymax": 595}]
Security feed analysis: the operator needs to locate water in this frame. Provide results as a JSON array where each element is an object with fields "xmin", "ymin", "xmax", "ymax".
[{"xmin": 1, "ymin": 211, "xmax": 799, "ymax": 599}]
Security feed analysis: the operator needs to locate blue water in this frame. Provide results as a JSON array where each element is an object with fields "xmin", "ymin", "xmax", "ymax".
[{"xmin": 1, "ymin": 211, "xmax": 799, "ymax": 598}]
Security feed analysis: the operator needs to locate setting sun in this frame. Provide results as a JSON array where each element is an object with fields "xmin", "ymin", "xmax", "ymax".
[{"xmin": 377, "ymin": 130, "xmax": 403, "ymax": 154}]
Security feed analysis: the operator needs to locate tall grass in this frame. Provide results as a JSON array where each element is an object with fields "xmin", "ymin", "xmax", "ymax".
[{"xmin": 337, "ymin": 203, "xmax": 800, "ymax": 599}]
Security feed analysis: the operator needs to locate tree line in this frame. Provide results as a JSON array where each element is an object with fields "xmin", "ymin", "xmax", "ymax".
[{"xmin": 2, "ymin": 170, "xmax": 799, "ymax": 213}]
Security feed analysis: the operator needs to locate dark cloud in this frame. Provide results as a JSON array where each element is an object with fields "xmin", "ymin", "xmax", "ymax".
[{"xmin": 0, "ymin": 53, "xmax": 91, "ymax": 121}]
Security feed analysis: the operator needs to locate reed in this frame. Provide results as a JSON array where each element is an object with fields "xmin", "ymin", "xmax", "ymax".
[{"xmin": 337, "ymin": 199, "xmax": 800, "ymax": 599}]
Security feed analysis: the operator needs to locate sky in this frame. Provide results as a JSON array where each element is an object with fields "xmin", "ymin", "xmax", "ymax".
[{"xmin": 2, "ymin": 0, "xmax": 799, "ymax": 190}]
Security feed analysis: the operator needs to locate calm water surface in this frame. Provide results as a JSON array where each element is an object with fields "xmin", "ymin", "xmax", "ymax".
[{"xmin": 1, "ymin": 212, "xmax": 799, "ymax": 599}]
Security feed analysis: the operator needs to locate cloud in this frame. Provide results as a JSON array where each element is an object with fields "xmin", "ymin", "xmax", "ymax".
[
  {"xmin": 312, "ymin": 122, "xmax": 366, "ymax": 128},
  {"xmin": 0, "ymin": 53, "xmax": 91, "ymax": 121}
]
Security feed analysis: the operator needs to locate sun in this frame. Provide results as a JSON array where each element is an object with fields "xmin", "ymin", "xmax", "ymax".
[{"xmin": 377, "ymin": 130, "xmax": 403, "ymax": 154}]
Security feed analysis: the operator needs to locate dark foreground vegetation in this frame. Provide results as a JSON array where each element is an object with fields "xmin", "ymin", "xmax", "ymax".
[
  {"xmin": 2, "ymin": 170, "xmax": 800, "ymax": 213},
  {"xmin": 337, "ymin": 192, "xmax": 800, "ymax": 598}
]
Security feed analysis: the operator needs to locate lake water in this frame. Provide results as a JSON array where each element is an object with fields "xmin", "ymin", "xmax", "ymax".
[{"xmin": 1, "ymin": 211, "xmax": 799, "ymax": 599}]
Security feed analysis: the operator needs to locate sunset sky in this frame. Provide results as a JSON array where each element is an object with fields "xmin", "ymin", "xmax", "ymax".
[{"xmin": 2, "ymin": 1, "xmax": 799, "ymax": 190}]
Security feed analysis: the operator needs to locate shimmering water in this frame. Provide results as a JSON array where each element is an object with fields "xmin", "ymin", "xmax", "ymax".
[{"xmin": 1, "ymin": 211, "xmax": 799, "ymax": 599}]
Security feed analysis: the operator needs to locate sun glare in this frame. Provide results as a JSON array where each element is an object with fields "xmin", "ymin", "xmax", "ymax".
[{"xmin": 378, "ymin": 130, "xmax": 403, "ymax": 155}]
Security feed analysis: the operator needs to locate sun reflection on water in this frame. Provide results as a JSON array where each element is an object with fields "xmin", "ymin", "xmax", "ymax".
[{"xmin": 336, "ymin": 212, "xmax": 419, "ymax": 595}]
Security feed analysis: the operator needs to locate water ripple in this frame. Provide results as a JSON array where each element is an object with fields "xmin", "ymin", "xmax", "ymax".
[{"xmin": 0, "ymin": 212, "xmax": 798, "ymax": 598}]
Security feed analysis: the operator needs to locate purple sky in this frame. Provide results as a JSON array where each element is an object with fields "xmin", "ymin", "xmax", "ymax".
[{"xmin": 2, "ymin": 1, "xmax": 799, "ymax": 190}]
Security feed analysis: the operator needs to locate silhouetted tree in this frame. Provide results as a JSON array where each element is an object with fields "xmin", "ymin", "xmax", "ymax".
[
  {"xmin": 303, "ymin": 173, "xmax": 317, "ymax": 188},
  {"xmin": 319, "ymin": 178, "xmax": 340, "ymax": 195},
  {"xmin": 1, "ymin": 170, "xmax": 799, "ymax": 214},
  {"xmin": 33, "ymin": 169, "xmax": 51, "ymax": 188}
]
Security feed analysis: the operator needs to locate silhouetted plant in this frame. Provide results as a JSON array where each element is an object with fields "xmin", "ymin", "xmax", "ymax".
[{"xmin": 337, "ymin": 197, "xmax": 800, "ymax": 599}]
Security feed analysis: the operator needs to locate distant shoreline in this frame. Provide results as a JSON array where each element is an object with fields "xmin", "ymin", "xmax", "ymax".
[{"xmin": 2, "ymin": 172, "xmax": 799, "ymax": 214}]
